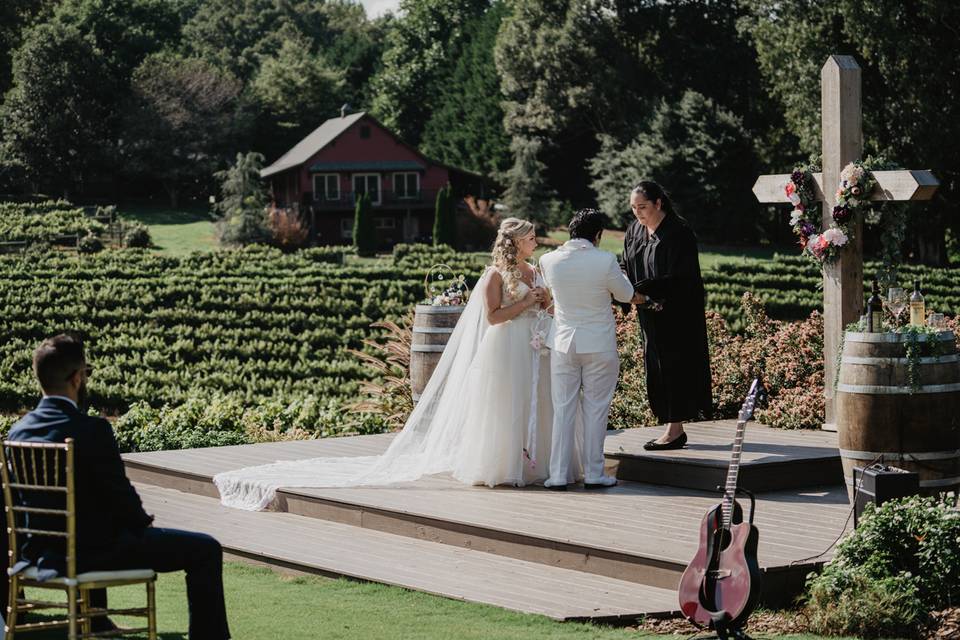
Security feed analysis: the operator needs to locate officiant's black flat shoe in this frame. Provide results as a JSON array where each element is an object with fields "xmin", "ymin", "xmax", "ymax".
[{"xmin": 642, "ymin": 431, "xmax": 688, "ymax": 451}]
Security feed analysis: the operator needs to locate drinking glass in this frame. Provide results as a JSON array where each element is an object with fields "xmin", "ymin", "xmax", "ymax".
[{"xmin": 886, "ymin": 287, "xmax": 907, "ymax": 325}]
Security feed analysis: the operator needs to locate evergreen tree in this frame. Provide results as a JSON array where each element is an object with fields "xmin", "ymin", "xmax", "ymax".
[
  {"xmin": 420, "ymin": 1, "xmax": 511, "ymax": 177},
  {"xmin": 213, "ymin": 151, "xmax": 270, "ymax": 246},
  {"xmin": 353, "ymin": 193, "xmax": 375, "ymax": 256},
  {"xmin": 589, "ymin": 90, "xmax": 759, "ymax": 242},
  {"xmin": 433, "ymin": 183, "xmax": 456, "ymax": 247},
  {"xmin": 501, "ymin": 137, "xmax": 559, "ymax": 228}
]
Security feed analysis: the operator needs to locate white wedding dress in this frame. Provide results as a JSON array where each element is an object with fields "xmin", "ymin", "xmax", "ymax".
[{"xmin": 214, "ymin": 267, "xmax": 582, "ymax": 510}]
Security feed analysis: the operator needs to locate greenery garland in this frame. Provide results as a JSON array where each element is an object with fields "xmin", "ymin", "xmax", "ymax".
[{"xmin": 899, "ymin": 324, "xmax": 948, "ymax": 393}]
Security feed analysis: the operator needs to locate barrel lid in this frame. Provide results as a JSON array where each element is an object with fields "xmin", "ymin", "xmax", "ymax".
[
  {"xmin": 844, "ymin": 330, "xmax": 955, "ymax": 343},
  {"xmin": 415, "ymin": 304, "xmax": 466, "ymax": 313}
]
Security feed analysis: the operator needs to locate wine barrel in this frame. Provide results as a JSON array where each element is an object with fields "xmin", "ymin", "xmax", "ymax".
[
  {"xmin": 410, "ymin": 304, "xmax": 464, "ymax": 404},
  {"xmin": 836, "ymin": 330, "xmax": 960, "ymax": 496}
]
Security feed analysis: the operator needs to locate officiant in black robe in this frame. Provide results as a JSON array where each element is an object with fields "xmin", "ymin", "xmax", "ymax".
[{"xmin": 620, "ymin": 181, "xmax": 712, "ymax": 450}]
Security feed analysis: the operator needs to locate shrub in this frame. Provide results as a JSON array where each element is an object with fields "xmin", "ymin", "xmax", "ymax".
[
  {"xmin": 123, "ymin": 222, "xmax": 152, "ymax": 248},
  {"xmin": 352, "ymin": 193, "xmax": 375, "ymax": 256},
  {"xmin": 433, "ymin": 183, "xmax": 456, "ymax": 247},
  {"xmin": 268, "ymin": 206, "xmax": 309, "ymax": 251},
  {"xmin": 610, "ymin": 292, "xmax": 825, "ymax": 430},
  {"xmin": 78, "ymin": 233, "xmax": 103, "ymax": 253},
  {"xmin": 113, "ymin": 394, "xmax": 387, "ymax": 453},
  {"xmin": 804, "ymin": 496, "xmax": 960, "ymax": 638}
]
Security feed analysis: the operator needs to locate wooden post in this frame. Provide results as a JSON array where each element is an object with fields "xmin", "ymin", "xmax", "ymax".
[{"xmin": 820, "ymin": 56, "xmax": 863, "ymax": 427}]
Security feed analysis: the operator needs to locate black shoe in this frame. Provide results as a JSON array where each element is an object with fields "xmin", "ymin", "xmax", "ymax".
[
  {"xmin": 642, "ymin": 431, "xmax": 688, "ymax": 451},
  {"xmin": 583, "ymin": 481, "xmax": 617, "ymax": 489},
  {"xmin": 545, "ymin": 484, "xmax": 568, "ymax": 491}
]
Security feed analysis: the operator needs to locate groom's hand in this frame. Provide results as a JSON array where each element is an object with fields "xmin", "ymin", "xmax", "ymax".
[{"xmin": 630, "ymin": 292, "xmax": 647, "ymax": 305}]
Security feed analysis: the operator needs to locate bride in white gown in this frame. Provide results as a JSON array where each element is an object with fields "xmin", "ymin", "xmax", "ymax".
[{"xmin": 215, "ymin": 218, "xmax": 582, "ymax": 510}]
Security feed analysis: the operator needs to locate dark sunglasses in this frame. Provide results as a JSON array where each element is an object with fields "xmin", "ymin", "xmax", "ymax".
[{"xmin": 64, "ymin": 365, "xmax": 94, "ymax": 381}]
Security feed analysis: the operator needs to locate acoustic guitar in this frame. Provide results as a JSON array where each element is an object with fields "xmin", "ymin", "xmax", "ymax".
[{"xmin": 677, "ymin": 378, "xmax": 765, "ymax": 639}]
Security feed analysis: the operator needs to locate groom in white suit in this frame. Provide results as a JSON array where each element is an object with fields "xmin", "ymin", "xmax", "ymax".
[{"xmin": 540, "ymin": 209, "xmax": 640, "ymax": 490}]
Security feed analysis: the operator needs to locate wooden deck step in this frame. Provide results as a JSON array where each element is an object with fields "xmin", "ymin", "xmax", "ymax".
[
  {"xmin": 606, "ymin": 422, "xmax": 843, "ymax": 491},
  {"xmin": 123, "ymin": 432, "xmax": 853, "ymax": 607},
  {"xmin": 138, "ymin": 483, "xmax": 679, "ymax": 622}
]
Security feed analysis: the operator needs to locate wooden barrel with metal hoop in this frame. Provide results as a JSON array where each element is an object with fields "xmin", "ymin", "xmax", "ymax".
[
  {"xmin": 836, "ymin": 330, "xmax": 960, "ymax": 496},
  {"xmin": 410, "ymin": 304, "xmax": 464, "ymax": 404}
]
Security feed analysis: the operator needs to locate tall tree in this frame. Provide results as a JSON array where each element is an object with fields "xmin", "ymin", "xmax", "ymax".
[
  {"xmin": 370, "ymin": 0, "xmax": 489, "ymax": 145},
  {"xmin": 590, "ymin": 90, "xmax": 759, "ymax": 242},
  {"xmin": 433, "ymin": 183, "xmax": 456, "ymax": 246},
  {"xmin": 0, "ymin": 22, "xmax": 112, "ymax": 197},
  {"xmin": 0, "ymin": 0, "xmax": 58, "ymax": 99},
  {"xmin": 123, "ymin": 53, "xmax": 247, "ymax": 207},
  {"xmin": 353, "ymin": 193, "xmax": 375, "ymax": 255},
  {"xmin": 213, "ymin": 151, "xmax": 270, "ymax": 246},
  {"xmin": 740, "ymin": 0, "xmax": 960, "ymax": 263},
  {"xmin": 421, "ymin": 1, "xmax": 511, "ymax": 177},
  {"xmin": 250, "ymin": 36, "xmax": 348, "ymax": 160}
]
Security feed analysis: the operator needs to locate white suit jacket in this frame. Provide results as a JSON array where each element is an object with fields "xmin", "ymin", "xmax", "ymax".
[{"xmin": 540, "ymin": 239, "xmax": 634, "ymax": 354}]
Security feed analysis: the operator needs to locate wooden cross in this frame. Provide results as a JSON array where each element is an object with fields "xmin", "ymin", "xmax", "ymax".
[{"xmin": 752, "ymin": 55, "xmax": 939, "ymax": 429}]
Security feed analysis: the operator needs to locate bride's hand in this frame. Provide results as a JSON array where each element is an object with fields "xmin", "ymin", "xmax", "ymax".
[{"xmin": 524, "ymin": 288, "xmax": 544, "ymax": 307}]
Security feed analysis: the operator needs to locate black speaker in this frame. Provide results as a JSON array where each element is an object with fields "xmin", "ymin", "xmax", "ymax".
[{"xmin": 853, "ymin": 464, "xmax": 920, "ymax": 528}]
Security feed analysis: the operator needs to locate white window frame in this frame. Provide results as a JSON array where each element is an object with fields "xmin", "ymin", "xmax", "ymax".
[
  {"xmin": 352, "ymin": 173, "xmax": 382, "ymax": 205},
  {"xmin": 313, "ymin": 174, "xmax": 340, "ymax": 201},
  {"xmin": 340, "ymin": 217, "xmax": 353, "ymax": 239},
  {"xmin": 375, "ymin": 217, "xmax": 396, "ymax": 230},
  {"xmin": 393, "ymin": 172, "xmax": 420, "ymax": 200}
]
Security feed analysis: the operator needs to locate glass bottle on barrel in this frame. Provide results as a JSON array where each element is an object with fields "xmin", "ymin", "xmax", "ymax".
[
  {"xmin": 866, "ymin": 280, "xmax": 883, "ymax": 332},
  {"xmin": 910, "ymin": 280, "xmax": 925, "ymax": 326}
]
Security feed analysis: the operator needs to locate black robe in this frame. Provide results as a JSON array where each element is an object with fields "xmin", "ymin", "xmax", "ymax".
[{"xmin": 621, "ymin": 214, "xmax": 712, "ymax": 423}]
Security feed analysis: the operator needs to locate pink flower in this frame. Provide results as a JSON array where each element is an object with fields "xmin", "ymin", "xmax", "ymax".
[{"xmin": 785, "ymin": 182, "xmax": 796, "ymax": 196}]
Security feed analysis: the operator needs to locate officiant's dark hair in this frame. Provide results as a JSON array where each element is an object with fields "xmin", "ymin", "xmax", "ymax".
[
  {"xmin": 568, "ymin": 208, "xmax": 606, "ymax": 242},
  {"xmin": 632, "ymin": 181, "xmax": 677, "ymax": 216}
]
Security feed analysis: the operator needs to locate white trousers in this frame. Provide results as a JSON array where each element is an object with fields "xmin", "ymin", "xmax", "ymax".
[{"xmin": 547, "ymin": 349, "xmax": 620, "ymax": 485}]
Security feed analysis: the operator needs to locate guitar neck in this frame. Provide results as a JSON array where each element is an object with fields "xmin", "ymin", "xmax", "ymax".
[
  {"xmin": 720, "ymin": 379, "xmax": 763, "ymax": 531},
  {"xmin": 721, "ymin": 418, "xmax": 747, "ymax": 530}
]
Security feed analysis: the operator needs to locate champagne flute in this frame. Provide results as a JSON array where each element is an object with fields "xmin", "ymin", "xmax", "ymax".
[{"xmin": 886, "ymin": 287, "xmax": 907, "ymax": 326}]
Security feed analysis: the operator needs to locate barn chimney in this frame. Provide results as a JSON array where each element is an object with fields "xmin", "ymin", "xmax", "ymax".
[{"xmin": 340, "ymin": 103, "xmax": 351, "ymax": 118}]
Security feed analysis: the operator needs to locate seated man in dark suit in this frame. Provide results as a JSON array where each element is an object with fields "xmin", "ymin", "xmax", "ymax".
[{"xmin": 8, "ymin": 334, "xmax": 230, "ymax": 639}]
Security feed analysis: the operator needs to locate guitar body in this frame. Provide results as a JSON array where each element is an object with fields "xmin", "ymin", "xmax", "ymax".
[{"xmin": 678, "ymin": 502, "xmax": 762, "ymax": 629}]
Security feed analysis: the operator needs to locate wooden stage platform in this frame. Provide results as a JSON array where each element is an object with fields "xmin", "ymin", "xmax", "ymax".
[{"xmin": 123, "ymin": 422, "xmax": 851, "ymax": 622}]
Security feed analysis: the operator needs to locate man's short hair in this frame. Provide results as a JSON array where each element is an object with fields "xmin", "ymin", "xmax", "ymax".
[
  {"xmin": 33, "ymin": 334, "xmax": 86, "ymax": 393},
  {"xmin": 568, "ymin": 208, "xmax": 606, "ymax": 241}
]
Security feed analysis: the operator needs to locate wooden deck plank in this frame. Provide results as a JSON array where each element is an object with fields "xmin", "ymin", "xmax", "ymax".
[
  {"xmin": 138, "ymin": 484, "xmax": 679, "ymax": 621},
  {"xmin": 124, "ymin": 447, "xmax": 851, "ymax": 566}
]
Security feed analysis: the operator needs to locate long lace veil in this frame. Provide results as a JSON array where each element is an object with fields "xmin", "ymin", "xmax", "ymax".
[{"xmin": 214, "ymin": 269, "xmax": 494, "ymax": 510}]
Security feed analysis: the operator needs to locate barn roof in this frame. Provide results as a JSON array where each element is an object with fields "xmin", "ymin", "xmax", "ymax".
[{"xmin": 260, "ymin": 112, "xmax": 367, "ymax": 178}]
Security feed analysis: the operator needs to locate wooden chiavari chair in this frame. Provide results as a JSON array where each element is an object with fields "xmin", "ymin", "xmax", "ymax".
[{"xmin": 0, "ymin": 439, "xmax": 157, "ymax": 639}]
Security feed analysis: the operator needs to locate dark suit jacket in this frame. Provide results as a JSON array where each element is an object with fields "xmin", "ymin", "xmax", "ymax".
[{"xmin": 8, "ymin": 397, "xmax": 152, "ymax": 573}]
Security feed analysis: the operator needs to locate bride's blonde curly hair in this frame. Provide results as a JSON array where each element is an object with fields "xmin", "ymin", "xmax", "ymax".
[{"xmin": 491, "ymin": 217, "xmax": 535, "ymax": 301}]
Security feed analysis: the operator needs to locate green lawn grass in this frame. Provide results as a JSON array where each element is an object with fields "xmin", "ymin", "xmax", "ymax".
[
  {"xmin": 20, "ymin": 562, "xmax": 866, "ymax": 640},
  {"xmin": 118, "ymin": 205, "xmax": 217, "ymax": 256},
  {"xmin": 545, "ymin": 228, "xmax": 786, "ymax": 272}
]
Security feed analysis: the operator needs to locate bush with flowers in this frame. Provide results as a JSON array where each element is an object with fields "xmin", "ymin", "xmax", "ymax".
[{"xmin": 612, "ymin": 292, "xmax": 826, "ymax": 430}]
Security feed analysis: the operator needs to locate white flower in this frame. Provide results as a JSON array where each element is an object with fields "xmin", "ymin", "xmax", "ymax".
[
  {"xmin": 788, "ymin": 193, "xmax": 801, "ymax": 205},
  {"xmin": 789, "ymin": 209, "xmax": 804, "ymax": 226},
  {"xmin": 822, "ymin": 227, "xmax": 848, "ymax": 246}
]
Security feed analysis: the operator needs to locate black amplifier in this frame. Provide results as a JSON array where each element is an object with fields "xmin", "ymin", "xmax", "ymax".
[{"xmin": 853, "ymin": 463, "xmax": 920, "ymax": 528}]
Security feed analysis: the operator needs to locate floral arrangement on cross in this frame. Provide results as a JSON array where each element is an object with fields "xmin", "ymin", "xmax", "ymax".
[{"xmin": 786, "ymin": 161, "xmax": 877, "ymax": 264}]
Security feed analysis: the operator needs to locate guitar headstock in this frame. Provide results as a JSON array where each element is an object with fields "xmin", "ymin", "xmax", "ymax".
[{"xmin": 738, "ymin": 378, "xmax": 767, "ymax": 423}]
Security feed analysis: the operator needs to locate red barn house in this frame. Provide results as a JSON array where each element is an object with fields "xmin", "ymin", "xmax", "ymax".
[{"xmin": 261, "ymin": 111, "xmax": 491, "ymax": 248}]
